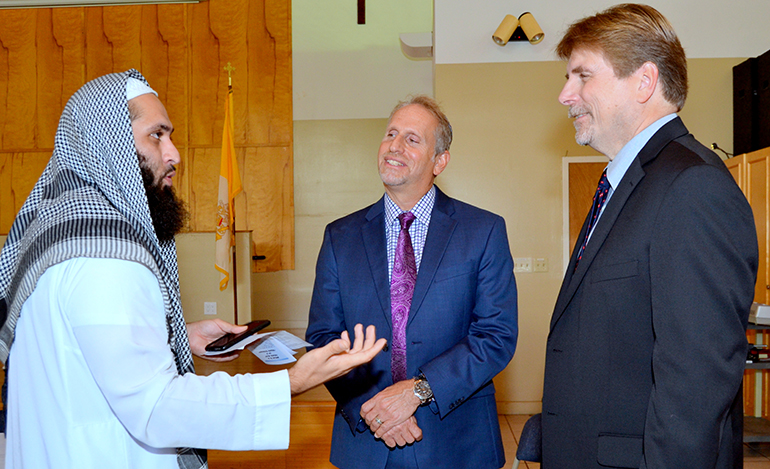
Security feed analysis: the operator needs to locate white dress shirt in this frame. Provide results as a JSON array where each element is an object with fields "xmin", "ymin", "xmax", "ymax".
[{"xmin": 6, "ymin": 257, "xmax": 290, "ymax": 468}]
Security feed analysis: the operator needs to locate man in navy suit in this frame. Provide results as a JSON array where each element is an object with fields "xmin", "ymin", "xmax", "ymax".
[
  {"xmin": 543, "ymin": 4, "xmax": 758, "ymax": 468},
  {"xmin": 306, "ymin": 95, "xmax": 518, "ymax": 469}
]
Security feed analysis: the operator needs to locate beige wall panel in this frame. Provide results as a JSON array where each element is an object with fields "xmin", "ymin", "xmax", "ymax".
[{"xmin": 0, "ymin": 11, "xmax": 37, "ymax": 150}]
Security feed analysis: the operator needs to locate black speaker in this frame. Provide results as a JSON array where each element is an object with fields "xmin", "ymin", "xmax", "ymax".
[
  {"xmin": 733, "ymin": 57, "xmax": 758, "ymax": 155},
  {"xmin": 757, "ymin": 49, "xmax": 770, "ymax": 151}
]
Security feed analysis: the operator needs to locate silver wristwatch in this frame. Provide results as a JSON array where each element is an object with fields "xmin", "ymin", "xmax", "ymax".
[{"xmin": 413, "ymin": 374, "xmax": 433, "ymax": 405}]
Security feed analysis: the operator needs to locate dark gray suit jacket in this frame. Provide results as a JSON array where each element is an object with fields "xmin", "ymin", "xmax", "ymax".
[{"xmin": 543, "ymin": 118, "xmax": 758, "ymax": 468}]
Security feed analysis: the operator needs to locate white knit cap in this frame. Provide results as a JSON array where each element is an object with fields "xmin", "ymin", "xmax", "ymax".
[{"xmin": 126, "ymin": 77, "xmax": 158, "ymax": 101}]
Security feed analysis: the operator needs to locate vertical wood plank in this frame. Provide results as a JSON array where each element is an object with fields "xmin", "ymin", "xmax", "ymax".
[{"xmin": 0, "ymin": 10, "xmax": 37, "ymax": 149}]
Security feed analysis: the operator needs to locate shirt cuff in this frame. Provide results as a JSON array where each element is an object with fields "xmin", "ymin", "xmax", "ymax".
[{"xmin": 251, "ymin": 369, "xmax": 291, "ymax": 450}]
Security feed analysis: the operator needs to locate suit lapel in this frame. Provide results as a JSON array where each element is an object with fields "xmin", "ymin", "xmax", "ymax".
[
  {"xmin": 550, "ymin": 117, "xmax": 690, "ymax": 330},
  {"xmin": 362, "ymin": 198, "xmax": 393, "ymax": 328},
  {"xmin": 408, "ymin": 187, "xmax": 457, "ymax": 326}
]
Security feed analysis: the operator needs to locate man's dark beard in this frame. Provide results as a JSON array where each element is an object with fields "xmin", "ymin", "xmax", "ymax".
[{"xmin": 139, "ymin": 163, "xmax": 189, "ymax": 242}]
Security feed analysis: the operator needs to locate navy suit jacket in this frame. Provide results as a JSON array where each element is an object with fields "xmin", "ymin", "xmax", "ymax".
[
  {"xmin": 306, "ymin": 186, "xmax": 518, "ymax": 469},
  {"xmin": 543, "ymin": 118, "xmax": 758, "ymax": 468}
]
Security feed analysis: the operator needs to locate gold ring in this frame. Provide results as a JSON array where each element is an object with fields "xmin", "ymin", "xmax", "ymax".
[{"xmin": 375, "ymin": 417, "xmax": 384, "ymax": 425}]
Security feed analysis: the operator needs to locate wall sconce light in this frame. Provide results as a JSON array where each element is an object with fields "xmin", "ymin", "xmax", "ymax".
[{"xmin": 493, "ymin": 12, "xmax": 544, "ymax": 46}]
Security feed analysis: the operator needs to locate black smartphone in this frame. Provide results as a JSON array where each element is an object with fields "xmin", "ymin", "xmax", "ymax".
[{"xmin": 204, "ymin": 319, "xmax": 271, "ymax": 352}]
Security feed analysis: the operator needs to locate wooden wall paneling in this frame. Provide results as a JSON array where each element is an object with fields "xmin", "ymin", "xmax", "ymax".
[
  {"xmin": 51, "ymin": 8, "xmax": 86, "ymax": 109},
  {"xmin": 248, "ymin": 0, "xmax": 292, "ymax": 145},
  {"xmin": 209, "ymin": 0, "xmax": 249, "ymax": 148},
  {"xmin": 0, "ymin": 10, "xmax": 37, "ymax": 150},
  {"xmin": 36, "ymin": 9, "xmax": 65, "ymax": 149},
  {"xmin": 188, "ymin": 2, "xmax": 222, "ymax": 146},
  {"xmin": 242, "ymin": 145, "xmax": 293, "ymax": 271},
  {"xmin": 0, "ymin": 152, "xmax": 51, "ymax": 233},
  {"xmin": 0, "ymin": 154, "xmax": 12, "ymax": 231},
  {"xmin": 87, "ymin": 7, "xmax": 135, "ymax": 76},
  {"xmin": 138, "ymin": 5, "xmax": 190, "ymax": 206},
  {"xmin": 0, "ymin": 0, "xmax": 294, "ymax": 272},
  {"xmin": 747, "ymin": 152, "xmax": 769, "ymax": 304},
  {"xmin": 189, "ymin": 146, "xmax": 223, "ymax": 232},
  {"xmin": 96, "ymin": 7, "xmax": 143, "ymax": 75}
]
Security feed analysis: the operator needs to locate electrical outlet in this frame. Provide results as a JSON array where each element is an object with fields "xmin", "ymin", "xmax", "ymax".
[
  {"xmin": 534, "ymin": 258, "xmax": 548, "ymax": 272},
  {"xmin": 513, "ymin": 257, "xmax": 532, "ymax": 273},
  {"xmin": 204, "ymin": 302, "xmax": 217, "ymax": 315}
]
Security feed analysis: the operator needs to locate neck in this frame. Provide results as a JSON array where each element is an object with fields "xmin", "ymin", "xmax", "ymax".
[{"xmin": 384, "ymin": 184, "xmax": 432, "ymax": 212}]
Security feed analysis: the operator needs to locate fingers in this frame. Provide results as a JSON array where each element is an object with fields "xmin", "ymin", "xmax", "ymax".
[
  {"xmin": 363, "ymin": 324, "xmax": 377, "ymax": 350},
  {"xmin": 378, "ymin": 418, "xmax": 421, "ymax": 448},
  {"xmin": 339, "ymin": 329, "xmax": 350, "ymax": 346},
  {"xmin": 350, "ymin": 323, "xmax": 364, "ymax": 352}
]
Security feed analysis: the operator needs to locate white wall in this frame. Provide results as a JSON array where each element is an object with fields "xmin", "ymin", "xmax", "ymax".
[
  {"xmin": 292, "ymin": 0, "xmax": 434, "ymax": 120},
  {"xmin": 434, "ymin": 0, "xmax": 770, "ymax": 65}
]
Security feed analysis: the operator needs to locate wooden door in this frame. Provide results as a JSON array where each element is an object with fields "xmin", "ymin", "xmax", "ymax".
[{"xmin": 563, "ymin": 157, "xmax": 607, "ymax": 266}]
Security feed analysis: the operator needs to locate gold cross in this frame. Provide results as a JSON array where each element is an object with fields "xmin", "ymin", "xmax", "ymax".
[{"xmin": 224, "ymin": 62, "xmax": 235, "ymax": 87}]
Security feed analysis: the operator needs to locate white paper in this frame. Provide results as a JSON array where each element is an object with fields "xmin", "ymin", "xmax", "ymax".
[{"xmin": 248, "ymin": 331, "xmax": 312, "ymax": 365}]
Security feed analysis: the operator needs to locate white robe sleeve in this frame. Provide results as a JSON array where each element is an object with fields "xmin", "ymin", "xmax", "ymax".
[{"xmin": 62, "ymin": 258, "xmax": 290, "ymax": 451}]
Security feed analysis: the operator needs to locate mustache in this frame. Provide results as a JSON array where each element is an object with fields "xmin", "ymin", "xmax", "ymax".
[{"xmin": 568, "ymin": 107, "xmax": 589, "ymax": 119}]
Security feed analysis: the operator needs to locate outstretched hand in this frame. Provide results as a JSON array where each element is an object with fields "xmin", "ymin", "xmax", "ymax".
[
  {"xmin": 186, "ymin": 319, "xmax": 248, "ymax": 362},
  {"xmin": 289, "ymin": 324, "xmax": 387, "ymax": 395}
]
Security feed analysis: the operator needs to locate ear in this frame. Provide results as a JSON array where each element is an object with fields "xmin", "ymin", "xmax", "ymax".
[
  {"xmin": 635, "ymin": 62, "xmax": 659, "ymax": 104},
  {"xmin": 433, "ymin": 151, "xmax": 450, "ymax": 177}
]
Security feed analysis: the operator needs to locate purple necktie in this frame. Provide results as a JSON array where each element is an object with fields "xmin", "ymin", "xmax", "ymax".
[
  {"xmin": 391, "ymin": 212, "xmax": 416, "ymax": 383},
  {"xmin": 575, "ymin": 170, "xmax": 610, "ymax": 270}
]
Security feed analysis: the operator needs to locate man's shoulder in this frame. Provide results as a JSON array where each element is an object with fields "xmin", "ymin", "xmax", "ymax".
[{"xmin": 641, "ymin": 128, "xmax": 728, "ymax": 180}]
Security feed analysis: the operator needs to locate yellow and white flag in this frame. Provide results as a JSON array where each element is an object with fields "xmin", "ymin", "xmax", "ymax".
[{"xmin": 215, "ymin": 88, "xmax": 242, "ymax": 290}]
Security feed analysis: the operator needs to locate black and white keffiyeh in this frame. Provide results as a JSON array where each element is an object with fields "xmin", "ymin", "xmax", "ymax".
[{"xmin": 0, "ymin": 70, "xmax": 206, "ymax": 468}]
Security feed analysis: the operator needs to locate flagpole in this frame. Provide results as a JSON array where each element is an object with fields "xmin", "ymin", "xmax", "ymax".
[{"xmin": 225, "ymin": 63, "xmax": 239, "ymax": 325}]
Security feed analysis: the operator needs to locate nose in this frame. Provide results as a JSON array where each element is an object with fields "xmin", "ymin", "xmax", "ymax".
[
  {"xmin": 389, "ymin": 135, "xmax": 404, "ymax": 153},
  {"xmin": 163, "ymin": 140, "xmax": 181, "ymax": 167},
  {"xmin": 558, "ymin": 79, "xmax": 576, "ymax": 106}
]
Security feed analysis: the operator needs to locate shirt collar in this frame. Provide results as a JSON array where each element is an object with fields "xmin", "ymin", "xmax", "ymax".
[
  {"xmin": 606, "ymin": 113, "xmax": 677, "ymax": 190},
  {"xmin": 384, "ymin": 185, "xmax": 436, "ymax": 225}
]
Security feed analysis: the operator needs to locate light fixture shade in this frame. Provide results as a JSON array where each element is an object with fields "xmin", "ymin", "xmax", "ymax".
[
  {"xmin": 492, "ymin": 14, "xmax": 519, "ymax": 46},
  {"xmin": 518, "ymin": 12, "xmax": 544, "ymax": 44},
  {"xmin": 0, "ymin": 0, "xmax": 202, "ymax": 8}
]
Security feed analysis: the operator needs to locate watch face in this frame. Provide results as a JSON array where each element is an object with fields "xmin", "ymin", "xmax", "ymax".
[{"xmin": 414, "ymin": 379, "xmax": 432, "ymax": 400}]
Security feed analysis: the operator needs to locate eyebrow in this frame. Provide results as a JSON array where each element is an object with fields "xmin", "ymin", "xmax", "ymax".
[
  {"xmin": 567, "ymin": 65, "xmax": 589, "ymax": 78},
  {"xmin": 149, "ymin": 123, "xmax": 174, "ymax": 135}
]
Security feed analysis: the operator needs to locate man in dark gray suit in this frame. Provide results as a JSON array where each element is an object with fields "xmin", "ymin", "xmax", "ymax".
[{"xmin": 543, "ymin": 4, "xmax": 758, "ymax": 468}]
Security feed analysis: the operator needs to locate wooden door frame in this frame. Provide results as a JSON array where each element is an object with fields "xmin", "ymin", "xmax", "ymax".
[{"xmin": 562, "ymin": 156, "xmax": 607, "ymax": 269}]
